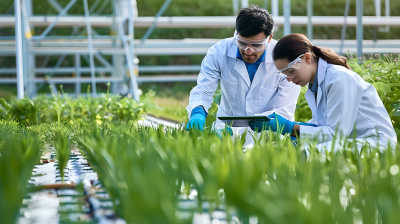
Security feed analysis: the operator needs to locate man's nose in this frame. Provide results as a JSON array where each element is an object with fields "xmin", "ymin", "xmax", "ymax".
[
  {"xmin": 245, "ymin": 47, "xmax": 253, "ymax": 55},
  {"xmin": 286, "ymin": 77, "xmax": 294, "ymax": 82}
]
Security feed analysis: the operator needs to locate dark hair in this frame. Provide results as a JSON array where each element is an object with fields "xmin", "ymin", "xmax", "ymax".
[
  {"xmin": 236, "ymin": 5, "xmax": 274, "ymax": 38},
  {"xmin": 273, "ymin": 33, "xmax": 351, "ymax": 70}
]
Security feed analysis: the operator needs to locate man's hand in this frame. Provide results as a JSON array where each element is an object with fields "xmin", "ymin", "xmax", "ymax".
[
  {"xmin": 215, "ymin": 126, "xmax": 233, "ymax": 137},
  {"xmin": 186, "ymin": 107, "xmax": 207, "ymax": 131}
]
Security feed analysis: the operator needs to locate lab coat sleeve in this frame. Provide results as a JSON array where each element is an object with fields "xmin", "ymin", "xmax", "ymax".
[
  {"xmin": 186, "ymin": 45, "xmax": 221, "ymax": 118},
  {"xmin": 306, "ymin": 118, "xmax": 318, "ymax": 125},
  {"xmin": 300, "ymin": 71, "xmax": 364, "ymax": 144},
  {"xmin": 257, "ymin": 79, "xmax": 301, "ymax": 121}
]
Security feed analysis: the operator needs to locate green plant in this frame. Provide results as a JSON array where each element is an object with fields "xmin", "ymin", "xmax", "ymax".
[
  {"xmin": 349, "ymin": 53, "xmax": 400, "ymax": 141},
  {"xmin": 0, "ymin": 85, "xmax": 153, "ymax": 125},
  {"xmin": 60, "ymin": 85, "xmax": 78, "ymax": 120},
  {"xmin": 43, "ymin": 124, "xmax": 71, "ymax": 182},
  {"xmin": 74, "ymin": 119, "xmax": 400, "ymax": 223},
  {"xmin": 79, "ymin": 124, "xmax": 181, "ymax": 224},
  {"xmin": 0, "ymin": 98, "xmax": 39, "ymax": 124},
  {"xmin": 50, "ymin": 86, "xmax": 66, "ymax": 126},
  {"xmin": 0, "ymin": 134, "xmax": 42, "ymax": 224}
]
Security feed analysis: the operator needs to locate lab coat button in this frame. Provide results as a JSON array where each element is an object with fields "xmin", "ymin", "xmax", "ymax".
[{"xmin": 247, "ymin": 98, "xmax": 251, "ymax": 102}]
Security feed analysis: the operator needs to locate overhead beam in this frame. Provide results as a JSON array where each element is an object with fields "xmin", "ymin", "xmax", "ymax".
[
  {"xmin": 0, "ymin": 75, "xmax": 200, "ymax": 84},
  {"xmin": 1, "ymin": 40, "xmax": 400, "ymax": 56},
  {"xmin": 1, "ymin": 16, "xmax": 400, "ymax": 28}
]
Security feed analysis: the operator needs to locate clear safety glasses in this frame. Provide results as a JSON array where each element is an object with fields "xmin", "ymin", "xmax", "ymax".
[
  {"xmin": 233, "ymin": 30, "xmax": 269, "ymax": 53},
  {"xmin": 275, "ymin": 54, "xmax": 304, "ymax": 79}
]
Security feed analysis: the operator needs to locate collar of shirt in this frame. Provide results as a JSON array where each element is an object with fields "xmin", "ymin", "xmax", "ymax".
[
  {"xmin": 308, "ymin": 65, "xmax": 319, "ymax": 93},
  {"xmin": 236, "ymin": 49, "xmax": 266, "ymax": 82}
]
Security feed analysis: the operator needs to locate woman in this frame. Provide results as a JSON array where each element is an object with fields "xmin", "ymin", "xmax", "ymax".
[{"xmin": 249, "ymin": 33, "xmax": 397, "ymax": 151}]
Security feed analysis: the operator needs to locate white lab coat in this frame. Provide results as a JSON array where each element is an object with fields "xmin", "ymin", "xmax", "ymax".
[
  {"xmin": 186, "ymin": 38, "xmax": 301, "ymax": 133},
  {"xmin": 301, "ymin": 58, "xmax": 397, "ymax": 151}
]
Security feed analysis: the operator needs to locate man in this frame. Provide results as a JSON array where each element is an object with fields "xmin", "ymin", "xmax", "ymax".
[{"xmin": 186, "ymin": 5, "xmax": 301, "ymax": 136}]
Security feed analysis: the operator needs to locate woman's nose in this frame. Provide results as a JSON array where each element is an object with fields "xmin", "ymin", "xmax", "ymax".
[{"xmin": 286, "ymin": 77, "xmax": 294, "ymax": 82}]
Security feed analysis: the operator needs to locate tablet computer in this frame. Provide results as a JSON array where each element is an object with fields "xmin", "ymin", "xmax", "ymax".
[{"xmin": 218, "ymin": 116, "xmax": 271, "ymax": 127}]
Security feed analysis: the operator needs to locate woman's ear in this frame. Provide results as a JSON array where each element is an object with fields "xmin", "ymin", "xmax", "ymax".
[{"xmin": 304, "ymin": 52, "xmax": 312, "ymax": 64}]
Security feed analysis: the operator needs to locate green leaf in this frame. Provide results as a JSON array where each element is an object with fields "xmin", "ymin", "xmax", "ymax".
[
  {"xmin": 394, "ymin": 109, "xmax": 400, "ymax": 116},
  {"xmin": 392, "ymin": 102, "xmax": 400, "ymax": 108},
  {"xmin": 388, "ymin": 83, "xmax": 400, "ymax": 88},
  {"xmin": 373, "ymin": 82, "xmax": 392, "ymax": 93},
  {"xmin": 0, "ymin": 98, "xmax": 11, "ymax": 110}
]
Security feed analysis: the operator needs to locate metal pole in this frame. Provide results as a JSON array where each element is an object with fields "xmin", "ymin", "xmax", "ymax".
[
  {"xmin": 21, "ymin": 0, "xmax": 29, "ymax": 91},
  {"xmin": 47, "ymin": 0, "xmax": 64, "ymax": 13},
  {"xmin": 384, "ymin": 0, "xmax": 390, "ymax": 31},
  {"xmin": 128, "ymin": 1, "xmax": 133, "ymax": 41},
  {"xmin": 339, "ymin": 0, "xmax": 350, "ymax": 55},
  {"xmin": 232, "ymin": 0, "xmax": 239, "ymax": 15},
  {"xmin": 373, "ymin": 0, "xmax": 380, "ymax": 42},
  {"xmin": 375, "ymin": 0, "xmax": 381, "ymax": 17},
  {"xmin": 283, "ymin": 0, "xmax": 291, "ymax": 35},
  {"xmin": 356, "ymin": 0, "xmax": 363, "ymax": 64},
  {"xmin": 307, "ymin": 0, "xmax": 313, "ymax": 41},
  {"xmin": 15, "ymin": 0, "xmax": 24, "ymax": 99},
  {"xmin": 127, "ymin": 0, "xmax": 135, "ymax": 59},
  {"xmin": 141, "ymin": 0, "xmax": 172, "ymax": 43},
  {"xmin": 241, "ymin": 0, "xmax": 248, "ymax": 8},
  {"xmin": 35, "ymin": 0, "xmax": 78, "ymax": 40},
  {"xmin": 115, "ymin": 0, "xmax": 139, "ymax": 101},
  {"xmin": 83, "ymin": 0, "xmax": 97, "ymax": 96},
  {"xmin": 385, "ymin": 0, "xmax": 390, "ymax": 18},
  {"xmin": 263, "ymin": 0, "xmax": 269, "ymax": 10},
  {"xmin": 127, "ymin": 0, "xmax": 137, "ymax": 80},
  {"xmin": 24, "ymin": 0, "xmax": 37, "ymax": 97},
  {"xmin": 271, "ymin": 0, "xmax": 278, "ymax": 31},
  {"xmin": 271, "ymin": 0, "xmax": 278, "ymax": 17},
  {"xmin": 75, "ymin": 53, "xmax": 81, "ymax": 96}
]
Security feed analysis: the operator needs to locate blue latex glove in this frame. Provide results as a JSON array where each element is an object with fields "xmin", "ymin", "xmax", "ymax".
[
  {"xmin": 266, "ymin": 113, "xmax": 296, "ymax": 135},
  {"xmin": 295, "ymin": 122, "xmax": 318, "ymax": 127},
  {"xmin": 249, "ymin": 113, "xmax": 295, "ymax": 135},
  {"xmin": 291, "ymin": 135, "xmax": 298, "ymax": 146},
  {"xmin": 215, "ymin": 126, "xmax": 233, "ymax": 137},
  {"xmin": 248, "ymin": 120, "xmax": 269, "ymax": 133},
  {"xmin": 186, "ymin": 107, "xmax": 208, "ymax": 131}
]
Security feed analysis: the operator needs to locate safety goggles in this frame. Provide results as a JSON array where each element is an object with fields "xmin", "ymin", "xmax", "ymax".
[
  {"xmin": 233, "ymin": 30, "xmax": 269, "ymax": 53},
  {"xmin": 275, "ymin": 54, "xmax": 304, "ymax": 79}
]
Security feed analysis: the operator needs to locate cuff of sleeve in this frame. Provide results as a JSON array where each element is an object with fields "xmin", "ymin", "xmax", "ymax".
[{"xmin": 191, "ymin": 106, "xmax": 208, "ymax": 117}]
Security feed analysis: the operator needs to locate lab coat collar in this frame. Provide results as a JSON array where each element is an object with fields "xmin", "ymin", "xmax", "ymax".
[
  {"xmin": 228, "ymin": 42, "xmax": 237, "ymax": 58},
  {"xmin": 308, "ymin": 64, "xmax": 319, "ymax": 93},
  {"xmin": 233, "ymin": 49, "xmax": 268, "ymax": 88},
  {"xmin": 304, "ymin": 58, "xmax": 328, "ymax": 120},
  {"xmin": 234, "ymin": 60, "xmax": 251, "ymax": 88},
  {"xmin": 316, "ymin": 58, "xmax": 328, "ymax": 107},
  {"xmin": 249, "ymin": 61, "xmax": 267, "ymax": 89}
]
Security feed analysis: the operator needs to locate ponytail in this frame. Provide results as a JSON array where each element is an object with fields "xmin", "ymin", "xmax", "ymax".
[
  {"xmin": 311, "ymin": 45, "xmax": 351, "ymax": 70},
  {"xmin": 273, "ymin": 34, "xmax": 351, "ymax": 70}
]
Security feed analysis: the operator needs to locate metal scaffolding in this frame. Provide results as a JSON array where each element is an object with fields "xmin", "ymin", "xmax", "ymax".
[{"xmin": 2, "ymin": 0, "xmax": 141, "ymax": 99}]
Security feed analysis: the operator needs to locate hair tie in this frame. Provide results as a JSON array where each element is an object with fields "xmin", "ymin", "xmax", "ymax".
[{"xmin": 311, "ymin": 45, "xmax": 318, "ymax": 51}]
